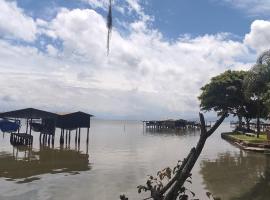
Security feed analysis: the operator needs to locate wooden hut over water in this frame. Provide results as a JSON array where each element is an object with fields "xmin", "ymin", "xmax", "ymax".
[
  {"xmin": 143, "ymin": 118, "xmax": 210, "ymax": 131},
  {"xmin": 0, "ymin": 108, "xmax": 93, "ymax": 146}
]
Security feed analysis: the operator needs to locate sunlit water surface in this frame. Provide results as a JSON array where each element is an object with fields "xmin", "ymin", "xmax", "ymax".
[{"xmin": 0, "ymin": 120, "xmax": 269, "ymax": 200}]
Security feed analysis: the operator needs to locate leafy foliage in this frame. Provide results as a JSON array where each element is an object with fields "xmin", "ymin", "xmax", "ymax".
[
  {"xmin": 243, "ymin": 61, "xmax": 270, "ymax": 136},
  {"xmin": 199, "ymin": 70, "xmax": 247, "ymax": 116},
  {"xmin": 136, "ymin": 161, "xmax": 199, "ymax": 200},
  {"xmin": 244, "ymin": 62, "xmax": 270, "ymax": 100}
]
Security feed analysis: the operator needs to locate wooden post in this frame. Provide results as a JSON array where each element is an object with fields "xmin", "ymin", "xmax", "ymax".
[
  {"xmin": 48, "ymin": 134, "xmax": 51, "ymax": 145},
  {"xmin": 86, "ymin": 128, "xmax": 89, "ymax": 144},
  {"xmin": 52, "ymin": 134, "xmax": 55, "ymax": 146},
  {"xmin": 65, "ymin": 129, "xmax": 68, "ymax": 144},
  {"xmin": 60, "ymin": 129, "xmax": 64, "ymax": 145},
  {"xmin": 39, "ymin": 133, "xmax": 42, "ymax": 144},
  {"xmin": 69, "ymin": 130, "xmax": 71, "ymax": 145},
  {"xmin": 29, "ymin": 118, "xmax": 32, "ymax": 135},
  {"xmin": 26, "ymin": 119, "xmax": 29, "ymax": 134},
  {"xmin": 78, "ymin": 128, "xmax": 81, "ymax": 144},
  {"xmin": 75, "ymin": 128, "xmax": 78, "ymax": 143}
]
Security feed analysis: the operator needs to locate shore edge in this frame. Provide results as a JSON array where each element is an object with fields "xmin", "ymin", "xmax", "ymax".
[{"xmin": 221, "ymin": 132, "xmax": 270, "ymax": 153}]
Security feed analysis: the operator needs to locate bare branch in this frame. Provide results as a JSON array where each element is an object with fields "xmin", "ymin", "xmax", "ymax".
[
  {"xmin": 206, "ymin": 112, "xmax": 227, "ymax": 137},
  {"xmin": 199, "ymin": 112, "xmax": 207, "ymax": 136}
]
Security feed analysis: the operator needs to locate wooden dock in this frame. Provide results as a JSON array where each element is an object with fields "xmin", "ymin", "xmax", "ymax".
[
  {"xmin": 143, "ymin": 119, "xmax": 210, "ymax": 131},
  {"xmin": 0, "ymin": 108, "xmax": 93, "ymax": 146}
]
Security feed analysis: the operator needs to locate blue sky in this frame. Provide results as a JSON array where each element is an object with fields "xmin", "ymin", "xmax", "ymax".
[
  {"xmin": 0, "ymin": 0, "xmax": 270, "ymax": 119},
  {"xmin": 15, "ymin": 0, "xmax": 263, "ymax": 39},
  {"xmin": 144, "ymin": 0, "xmax": 252, "ymax": 39}
]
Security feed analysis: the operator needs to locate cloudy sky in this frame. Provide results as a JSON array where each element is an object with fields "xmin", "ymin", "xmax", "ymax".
[{"xmin": 0, "ymin": 0, "xmax": 269, "ymax": 119}]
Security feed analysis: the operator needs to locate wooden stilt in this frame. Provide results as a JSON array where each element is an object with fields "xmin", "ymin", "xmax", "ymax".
[
  {"xmin": 39, "ymin": 133, "xmax": 42, "ymax": 143},
  {"xmin": 75, "ymin": 128, "xmax": 78, "ymax": 143},
  {"xmin": 60, "ymin": 129, "xmax": 64, "ymax": 144},
  {"xmin": 65, "ymin": 130, "xmax": 68, "ymax": 144},
  {"xmin": 78, "ymin": 128, "xmax": 81, "ymax": 144},
  {"xmin": 52, "ymin": 135, "xmax": 55, "ymax": 146},
  {"xmin": 86, "ymin": 128, "xmax": 89, "ymax": 144},
  {"xmin": 26, "ymin": 119, "xmax": 29, "ymax": 134},
  {"xmin": 68, "ymin": 130, "xmax": 71, "ymax": 145},
  {"xmin": 29, "ymin": 118, "xmax": 32, "ymax": 135}
]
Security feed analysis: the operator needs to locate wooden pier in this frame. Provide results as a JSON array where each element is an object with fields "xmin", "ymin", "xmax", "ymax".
[
  {"xmin": 0, "ymin": 108, "xmax": 93, "ymax": 146},
  {"xmin": 143, "ymin": 119, "xmax": 210, "ymax": 131}
]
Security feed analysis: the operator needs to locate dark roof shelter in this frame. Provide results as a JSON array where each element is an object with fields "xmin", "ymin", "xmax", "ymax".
[
  {"xmin": 0, "ymin": 108, "xmax": 93, "ymax": 146},
  {"xmin": 57, "ymin": 112, "xmax": 93, "ymax": 129},
  {"xmin": 0, "ymin": 108, "xmax": 58, "ymax": 119}
]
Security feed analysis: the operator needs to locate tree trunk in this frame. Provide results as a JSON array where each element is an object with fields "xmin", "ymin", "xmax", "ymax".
[
  {"xmin": 257, "ymin": 99, "xmax": 261, "ymax": 138},
  {"xmin": 126, "ymin": 113, "xmax": 227, "ymax": 200},
  {"xmin": 163, "ymin": 113, "xmax": 227, "ymax": 200},
  {"xmin": 257, "ymin": 116, "xmax": 260, "ymax": 138},
  {"xmin": 245, "ymin": 118, "xmax": 250, "ymax": 130},
  {"xmin": 238, "ymin": 115, "xmax": 243, "ymax": 130}
]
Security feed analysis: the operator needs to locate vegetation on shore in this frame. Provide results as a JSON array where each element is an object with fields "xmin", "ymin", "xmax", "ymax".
[
  {"xmin": 228, "ymin": 132, "xmax": 267, "ymax": 144},
  {"xmin": 199, "ymin": 51, "xmax": 270, "ymax": 138}
]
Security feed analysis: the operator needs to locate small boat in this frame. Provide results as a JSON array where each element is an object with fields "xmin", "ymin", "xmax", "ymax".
[{"xmin": 0, "ymin": 119, "xmax": 20, "ymax": 133}]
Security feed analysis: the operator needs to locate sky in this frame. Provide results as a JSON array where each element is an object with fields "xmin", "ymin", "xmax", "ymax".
[{"xmin": 0, "ymin": 0, "xmax": 270, "ymax": 120}]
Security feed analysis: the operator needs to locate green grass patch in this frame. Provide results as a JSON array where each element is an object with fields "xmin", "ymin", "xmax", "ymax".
[{"xmin": 229, "ymin": 132, "xmax": 268, "ymax": 143}]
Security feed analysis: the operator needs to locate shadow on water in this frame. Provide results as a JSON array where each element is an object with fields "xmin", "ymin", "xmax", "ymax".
[
  {"xmin": 0, "ymin": 144, "xmax": 91, "ymax": 183},
  {"xmin": 200, "ymin": 151, "xmax": 270, "ymax": 200}
]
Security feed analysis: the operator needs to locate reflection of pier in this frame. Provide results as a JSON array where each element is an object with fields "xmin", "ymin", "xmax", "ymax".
[
  {"xmin": 143, "ymin": 126, "xmax": 200, "ymax": 136},
  {"xmin": 0, "ymin": 108, "xmax": 93, "ymax": 146},
  {"xmin": 10, "ymin": 133, "xmax": 33, "ymax": 145},
  {"xmin": 0, "ymin": 144, "xmax": 91, "ymax": 181}
]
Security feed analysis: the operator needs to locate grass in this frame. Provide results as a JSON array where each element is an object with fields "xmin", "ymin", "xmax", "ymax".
[{"xmin": 230, "ymin": 132, "xmax": 268, "ymax": 143}]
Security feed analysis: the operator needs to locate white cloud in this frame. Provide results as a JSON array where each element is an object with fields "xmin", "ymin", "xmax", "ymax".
[
  {"xmin": 244, "ymin": 20, "xmax": 270, "ymax": 53},
  {"xmin": 221, "ymin": 0, "xmax": 270, "ymax": 16},
  {"xmin": 0, "ymin": 0, "xmax": 37, "ymax": 41},
  {"xmin": 1, "ymin": 4, "xmax": 270, "ymax": 119},
  {"xmin": 83, "ymin": 0, "xmax": 108, "ymax": 9},
  {"xmin": 46, "ymin": 44, "xmax": 58, "ymax": 56}
]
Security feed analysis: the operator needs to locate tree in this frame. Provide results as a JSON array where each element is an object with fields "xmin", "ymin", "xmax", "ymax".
[
  {"xmin": 122, "ymin": 113, "xmax": 227, "ymax": 200},
  {"xmin": 241, "ymin": 100, "xmax": 258, "ymax": 130},
  {"xmin": 199, "ymin": 70, "xmax": 248, "ymax": 128},
  {"xmin": 244, "ymin": 62, "xmax": 270, "ymax": 137}
]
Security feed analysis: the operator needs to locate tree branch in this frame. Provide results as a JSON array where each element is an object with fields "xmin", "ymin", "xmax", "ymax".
[{"xmin": 163, "ymin": 112, "xmax": 227, "ymax": 200}]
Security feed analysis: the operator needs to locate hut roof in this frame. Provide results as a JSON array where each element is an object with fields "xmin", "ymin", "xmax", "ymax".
[
  {"xmin": 0, "ymin": 108, "xmax": 94, "ymax": 129},
  {"xmin": 0, "ymin": 108, "xmax": 58, "ymax": 119},
  {"xmin": 56, "ymin": 111, "xmax": 93, "ymax": 129}
]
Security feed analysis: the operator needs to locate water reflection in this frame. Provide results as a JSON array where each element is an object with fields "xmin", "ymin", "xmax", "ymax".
[
  {"xmin": 143, "ymin": 127, "xmax": 201, "ymax": 137},
  {"xmin": 0, "ymin": 144, "xmax": 91, "ymax": 183},
  {"xmin": 200, "ymin": 151, "xmax": 270, "ymax": 200}
]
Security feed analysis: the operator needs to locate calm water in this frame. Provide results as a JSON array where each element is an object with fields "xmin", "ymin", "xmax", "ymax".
[{"xmin": 0, "ymin": 120, "xmax": 269, "ymax": 200}]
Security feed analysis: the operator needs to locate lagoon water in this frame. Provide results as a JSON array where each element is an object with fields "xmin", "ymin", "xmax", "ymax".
[{"xmin": 0, "ymin": 120, "xmax": 269, "ymax": 200}]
